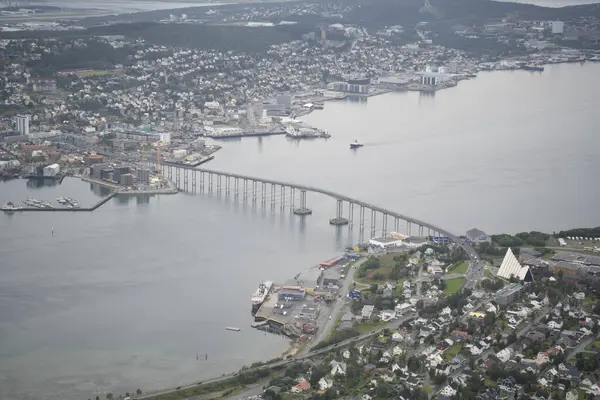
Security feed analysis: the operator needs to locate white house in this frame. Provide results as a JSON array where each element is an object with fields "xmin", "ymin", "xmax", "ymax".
[
  {"xmin": 548, "ymin": 320, "xmax": 563, "ymax": 330},
  {"xmin": 343, "ymin": 350, "xmax": 351, "ymax": 359},
  {"xmin": 440, "ymin": 385, "xmax": 458, "ymax": 397},
  {"xmin": 392, "ymin": 332, "xmax": 405, "ymax": 342},
  {"xmin": 393, "ymin": 345, "xmax": 404, "ymax": 356},
  {"xmin": 440, "ymin": 306, "xmax": 452, "ymax": 316},
  {"xmin": 318, "ymin": 377, "xmax": 333, "ymax": 391},
  {"xmin": 330, "ymin": 360, "xmax": 347, "ymax": 376},
  {"xmin": 496, "ymin": 347, "xmax": 514, "ymax": 363}
]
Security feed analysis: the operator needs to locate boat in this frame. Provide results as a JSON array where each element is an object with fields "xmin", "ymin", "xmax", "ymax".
[
  {"xmin": 520, "ymin": 64, "xmax": 544, "ymax": 72},
  {"xmin": 56, "ymin": 197, "xmax": 68, "ymax": 204},
  {"xmin": 251, "ymin": 281, "xmax": 273, "ymax": 313},
  {"xmin": 2, "ymin": 202, "xmax": 22, "ymax": 212},
  {"xmin": 226, "ymin": 327, "xmax": 241, "ymax": 332},
  {"xmin": 587, "ymin": 56, "xmax": 600, "ymax": 62},
  {"xmin": 350, "ymin": 140, "xmax": 363, "ymax": 149}
]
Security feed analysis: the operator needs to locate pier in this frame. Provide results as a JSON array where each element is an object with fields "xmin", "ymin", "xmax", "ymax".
[{"xmin": 2, "ymin": 193, "xmax": 117, "ymax": 212}]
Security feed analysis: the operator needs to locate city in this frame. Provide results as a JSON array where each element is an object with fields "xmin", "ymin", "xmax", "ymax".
[{"xmin": 1, "ymin": 0, "xmax": 600, "ymax": 399}]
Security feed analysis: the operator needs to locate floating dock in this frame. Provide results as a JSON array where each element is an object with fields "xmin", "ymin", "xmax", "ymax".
[
  {"xmin": 226, "ymin": 327, "xmax": 241, "ymax": 332},
  {"xmin": 2, "ymin": 193, "xmax": 117, "ymax": 212}
]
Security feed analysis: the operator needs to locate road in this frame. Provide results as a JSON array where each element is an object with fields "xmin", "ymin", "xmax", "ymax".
[{"xmin": 300, "ymin": 258, "xmax": 368, "ymax": 356}]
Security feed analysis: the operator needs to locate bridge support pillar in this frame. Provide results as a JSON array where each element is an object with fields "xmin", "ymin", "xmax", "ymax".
[
  {"xmin": 382, "ymin": 214, "xmax": 388, "ymax": 236},
  {"xmin": 176, "ymin": 168, "xmax": 180, "ymax": 188},
  {"xmin": 348, "ymin": 202, "xmax": 354, "ymax": 226},
  {"xmin": 234, "ymin": 177, "xmax": 239, "ymax": 198},
  {"xmin": 183, "ymin": 169, "xmax": 188, "ymax": 191},
  {"xmin": 370, "ymin": 209, "xmax": 376, "ymax": 238},
  {"xmin": 330, "ymin": 199, "xmax": 349, "ymax": 225},
  {"xmin": 293, "ymin": 189, "xmax": 312, "ymax": 215},
  {"xmin": 199, "ymin": 172, "xmax": 204, "ymax": 191},
  {"xmin": 191, "ymin": 170, "xmax": 196, "ymax": 193},
  {"xmin": 280, "ymin": 186, "xmax": 285, "ymax": 209},
  {"xmin": 290, "ymin": 188, "xmax": 295, "ymax": 211},
  {"xmin": 168, "ymin": 165, "xmax": 172, "ymax": 180},
  {"xmin": 216, "ymin": 175, "xmax": 222, "ymax": 194},
  {"xmin": 243, "ymin": 179, "xmax": 248, "ymax": 201},
  {"xmin": 261, "ymin": 182, "xmax": 266, "ymax": 204},
  {"xmin": 359, "ymin": 206, "xmax": 365, "ymax": 230},
  {"xmin": 270, "ymin": 184, "xmax": 276, "ymax": 207},
  {"xmin": 224, "ymin": 176, "xmax": 230, "ymax": 197},
  {"xmin": 394, "ymin": 217, "xmax": 399, "ymax": 232},
  {"xmin": 407, "ymin": 222, "xmax": 411, "ymax": 236},
  {"xmin": 252, "ymin": 181, "xmax": 257, "ymax": 203},
  {"xmin": 418, "ymin": 225, "xmax": 423, "ymax": 237}
]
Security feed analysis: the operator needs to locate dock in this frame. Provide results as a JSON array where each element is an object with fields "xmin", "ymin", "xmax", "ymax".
[{"xmin": 1, "ymin": 193, "xmax": 117, "ymax": 212}]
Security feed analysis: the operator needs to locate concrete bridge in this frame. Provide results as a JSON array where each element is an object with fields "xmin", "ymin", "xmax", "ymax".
[{"xmin": 151, "ymin": 161, "xmax": 480, "ymax": 262}]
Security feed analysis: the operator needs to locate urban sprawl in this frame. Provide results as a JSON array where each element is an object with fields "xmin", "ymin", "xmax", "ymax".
[{"xmin": 2, "ymin": 0, "xmax": 600, "ymax": 399}]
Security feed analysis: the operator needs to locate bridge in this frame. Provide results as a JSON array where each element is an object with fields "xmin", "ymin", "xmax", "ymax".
[{"xmin": 149, "ymin": 161, "xmax": 480, "ymax": 262}]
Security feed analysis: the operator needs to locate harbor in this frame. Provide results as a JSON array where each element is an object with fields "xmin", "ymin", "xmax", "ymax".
[{"xmin": 250, "ymin": 253, "xmax": 355, "ymax": 341}]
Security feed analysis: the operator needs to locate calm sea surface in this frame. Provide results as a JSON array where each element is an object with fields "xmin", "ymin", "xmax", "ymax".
[{"xmin": 1, "ymin": 62, "xmax": 599, "ymax": 399}]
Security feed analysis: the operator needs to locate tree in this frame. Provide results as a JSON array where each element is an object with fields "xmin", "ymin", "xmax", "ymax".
[
  {"xmin": 106, "ymin": 394, "xmax": 113, "ymax": 400},
  {"xmin": 376, "ymin": 383, "xmax": 392, "ymax": 397},
  {"xmin": 370, "ymin": 283, "xmax": 378, "ymax": 294},
  {"xmin": 136, "ymin": 389, "xmax": 142, "ymax": 395}
]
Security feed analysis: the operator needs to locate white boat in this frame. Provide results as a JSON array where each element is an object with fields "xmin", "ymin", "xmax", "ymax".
[
  {"xmin": 350, "ymin": 140, "xmax": 363, "ymax": 149},
  {"xmin": 251, "ymin": 281, "xmax": 273, "ymax": 312},
  {"xmin": 3, "ymin": 202, "xmax": 22, "ymax": 212}
]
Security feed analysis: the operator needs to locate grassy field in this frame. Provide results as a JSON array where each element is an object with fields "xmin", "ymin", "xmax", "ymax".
[
  {"xmin": 355, "ymin": 321, "xmax": 387, "ymax": 333},
  {"xmin": 74, "ymin": 69, "xmax": 118, "ymax": 77},
  {"xmin": 448, "ymin": 261, "xmax": 468, "ymax": 274},
  {"xmin": 484, "ymin": 268, "xmax": 493, "ymax": 278},
  {"xmin": 354, "ymin": 253, "xmax": 396, "ymax": 284},
  {"xmin": 444, "ymin": 277, "xmax": 466, "ymax": 296},
  {"xmin": 443, "ymin": 344, "xmax": 462, "ymax": 360}
]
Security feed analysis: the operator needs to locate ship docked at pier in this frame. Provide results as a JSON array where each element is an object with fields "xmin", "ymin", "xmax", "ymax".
[{"xmin": 251, "ymin": 281, "xmax": 273, "ymax": 313}]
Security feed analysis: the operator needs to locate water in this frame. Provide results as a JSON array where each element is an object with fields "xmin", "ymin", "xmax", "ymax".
[{"xmin": 1, "ymin": 63, "xmax": 599, "ymax": 399}]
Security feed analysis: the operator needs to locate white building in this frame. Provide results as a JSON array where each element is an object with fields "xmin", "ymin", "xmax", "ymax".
[
  {"xmin": 15, "ymin": 114, "xmax": 30, "ymax": 136},
  {"xmin": 497, "ymin": 248, "xmax": 532, "ymax": 281},
  {"xmin": 159, "ymin": 132, "xmax": 171, "ymax": 144},
  {"xmin": 361, "ymin": 305, "xmax": 375, "ymax": 320},
  {"xmin": 369, "ymin": 236, "xmax": 403, "ymax": 249},
  {"xmin": 552, "ymin": 21, "xmax": 564, "ymax": 34}
]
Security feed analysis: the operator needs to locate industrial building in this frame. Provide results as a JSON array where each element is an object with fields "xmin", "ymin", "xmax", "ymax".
[
  {"xmin": 327, "ymin": 81, "xmax": 369, "ymax": 94},
  {"xmin": 43, "ymin": 163, "xmax": 60, "ymax": 177},
  {"xmin": 277, "ymin": 288, "xmax": 306, "ymax": 301},
  {"xmin": 322, "ymin": 269, "xmax": 343, "ymax": 287},
  {"xmin": 495, "ymin": 283, "xmax": 525, "ymax": 306},
  {"xmin": 84, "ymin": 154, "xmax": 105, "ymax": 166},
  {"xmin": 369, "ymin": 236, "xmax": 403, "ymax": 249},
  {"xmin": 466, "ymin": 228, "xmax": 491, "ymax": 244}
]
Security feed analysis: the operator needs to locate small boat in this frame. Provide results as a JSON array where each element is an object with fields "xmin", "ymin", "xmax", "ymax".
[
  {"xmin": 520, "ymin": 64, "xmax": 544, "ymax": 72},
  {"xmin": 350, "ymin": 140, "xmax": 363, "ymax": 149},
  {"xmin": 225, "ymin": 327, "xmax": 241, "ymax": 332},
  {"xmin": 2, "ymin": 202, "xmax": 22, "ymax": 212}
]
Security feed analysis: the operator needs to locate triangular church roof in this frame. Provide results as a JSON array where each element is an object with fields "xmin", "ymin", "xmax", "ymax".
[{"xmin": 498, "ymin": 248, "xmax": 531, "ymax": 281}]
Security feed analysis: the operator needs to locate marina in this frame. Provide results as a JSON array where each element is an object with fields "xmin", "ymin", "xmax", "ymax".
[{"xmin": 2, "ymin": 193, "xmax": 117, "ymax": 212}]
